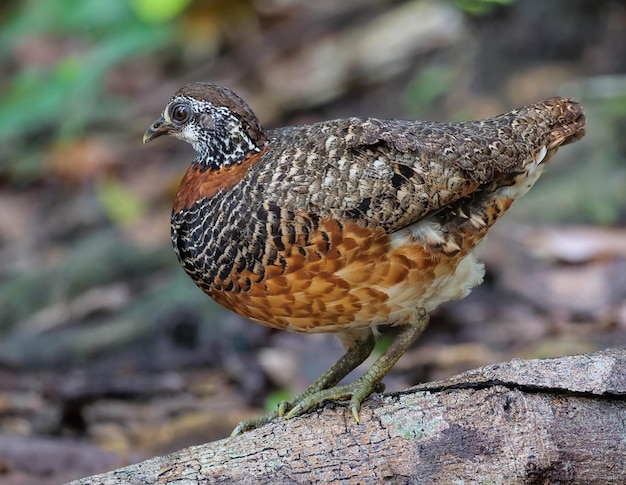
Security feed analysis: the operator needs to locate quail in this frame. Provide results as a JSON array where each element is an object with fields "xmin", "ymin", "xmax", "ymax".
[{"xmin": 143, "ymin": 82, "xmax": 586, "ymax": 435}]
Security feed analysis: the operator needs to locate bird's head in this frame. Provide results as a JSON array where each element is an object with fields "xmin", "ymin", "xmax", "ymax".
[{"xmin": 143, "ymin": 82, "xmax": 267, "ymax": 170}]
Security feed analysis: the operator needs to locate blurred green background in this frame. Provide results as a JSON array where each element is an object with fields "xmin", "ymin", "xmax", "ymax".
[{"xmin": 0, "ymin": 0, "xmax": 625, "ymax": 482}]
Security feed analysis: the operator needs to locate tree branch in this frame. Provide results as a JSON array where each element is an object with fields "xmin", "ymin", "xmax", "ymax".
[{"xmin": 68, "ymin": 349, "xmax": 626, "ymax": 484}]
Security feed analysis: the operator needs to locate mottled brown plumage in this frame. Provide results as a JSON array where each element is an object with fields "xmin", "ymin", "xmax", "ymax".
[{"xmin": 144, "ymin": 82, "xmax": 586, "ymax": 434}]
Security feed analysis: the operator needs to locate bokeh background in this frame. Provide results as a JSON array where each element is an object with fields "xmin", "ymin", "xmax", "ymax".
[{"xmin": 1, "ymin": 0, "xmax": 625, "ymax": 482}]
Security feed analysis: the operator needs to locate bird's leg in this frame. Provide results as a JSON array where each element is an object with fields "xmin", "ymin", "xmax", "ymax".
[
  {"xmin": 278, "ymin": 329, "xmax": 377, "ymax": 416},
  {"xmin": 284, "ymin": 308, "xmax": 430, "ymax": 423},
  {"xmin": 231, "ymin": 309, "xmax": 429, "ymax": 436},
  {"xmin": 231, "ymin": 330, "xmax": 377, "ymax": 436}
]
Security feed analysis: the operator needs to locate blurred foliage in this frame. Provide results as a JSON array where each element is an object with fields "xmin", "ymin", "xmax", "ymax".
[
  {"xmin": 0, "ymin": 230, "xmax": 169, "ymax": 332},
  {"xmin": 130, "ymin": 0, "xmax": 193, "ymax": 24},
  {"xmin": 405, "ymin": 64, "xmax": 454, "ymax": 114},
  {"xmin": 0, "ymin": 0, "xmax": 180, "ymax": 179},
  {"xmin": 264, "ymin": 388, "xmax": 294, "ymax": 413},
  {"xmin": 453, "ymin": 0, "xmax": 515, "ymax": 15},
  {"xmin": 96, "ymin": 178, "xmax": 147, "ymax": 224}
]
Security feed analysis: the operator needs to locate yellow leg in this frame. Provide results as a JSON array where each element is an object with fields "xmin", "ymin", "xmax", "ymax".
[
  {"xmin": 231, "ymin": 330, "xmax": 376, "ymax": 436},
  {"xmin": 285, "ymin": 309, "xmax": 430, "ymax": 422},
  {"xmin": 231, "ymin": 308, "xmax": 429, "ymax": 436}
]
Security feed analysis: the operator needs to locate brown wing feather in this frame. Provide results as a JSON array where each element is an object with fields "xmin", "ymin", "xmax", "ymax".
[{"xmin": 255, "ymin": 98, "xmax": 585, "ymax": 235}]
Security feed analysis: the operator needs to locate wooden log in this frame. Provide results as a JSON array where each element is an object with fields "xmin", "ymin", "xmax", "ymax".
[{"xmin": 68, "ymin": 348, "xmax": 626, "ymax": 484}]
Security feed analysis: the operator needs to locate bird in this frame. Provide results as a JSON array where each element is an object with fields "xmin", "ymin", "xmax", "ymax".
[{"xmin": 143, "ymin": 82, "xmax": 586, "ymax": 435}]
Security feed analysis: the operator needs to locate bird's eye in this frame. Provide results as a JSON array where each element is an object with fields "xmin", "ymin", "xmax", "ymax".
[{"xmin": 170, "ymin": 103, "xmax": 191, "ymax": 124}]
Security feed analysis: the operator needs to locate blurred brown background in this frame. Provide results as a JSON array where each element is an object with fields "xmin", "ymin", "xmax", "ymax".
[{"xmin": 1, "ymin": 0, "xmax": 625, "ymax": 483}]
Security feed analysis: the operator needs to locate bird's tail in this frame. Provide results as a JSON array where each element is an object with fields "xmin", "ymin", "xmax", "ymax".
[{"xmin": 539, "ymin": 97, "xmax": 586, "ymax": 150}]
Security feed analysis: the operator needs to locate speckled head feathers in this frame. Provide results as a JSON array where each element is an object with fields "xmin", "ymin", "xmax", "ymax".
[
  {"xmin": 174, "ymin": 82, "xmax": 267, "ymax": 146},
  {"xmin": 144, "ymin": 82, "xmax": 269, "ymax": 170}
]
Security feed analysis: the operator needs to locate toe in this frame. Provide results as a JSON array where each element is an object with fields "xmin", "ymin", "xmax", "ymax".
[
  {"xmin": 278, "ymin": 400, "xmax": 292, "ymax": 417},
  {"xmin": 231, "ymin": 410, "xmax": 278, "ymax": 436}
]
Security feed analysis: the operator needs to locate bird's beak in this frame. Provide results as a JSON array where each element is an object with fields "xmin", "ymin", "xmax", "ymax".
[{"xmin": 143, "ymin": 116, "xmax": 171, "ymax": 143}]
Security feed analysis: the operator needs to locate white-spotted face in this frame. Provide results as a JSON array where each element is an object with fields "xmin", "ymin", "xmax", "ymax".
[
  {"xmin": 144, "ymin": 93, "xmax": 265, "ymax": 170},
  {"xmin": 166, "ymin": 96, "xmax": 262, "ymax": 169}
]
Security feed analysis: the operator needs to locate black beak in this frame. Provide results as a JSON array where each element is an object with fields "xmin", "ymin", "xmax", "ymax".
[{"xmin": 143, "ymin": 116, "xmax": 171, "ymax": 143}]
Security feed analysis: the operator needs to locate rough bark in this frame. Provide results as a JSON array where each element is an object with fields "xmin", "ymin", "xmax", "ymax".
[{"xmin": 67, "ymin": 348, "xmax": 626, "ymax": 485}]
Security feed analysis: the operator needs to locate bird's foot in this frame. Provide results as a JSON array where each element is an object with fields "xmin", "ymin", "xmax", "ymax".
[
  {"xmin": 231, "ymin": 379, "xmax": 385, "ymax": 437},
  {"xmin": 231, "ymin": 331, "xmax": 376, "ymax": 437},
  {"xmin": 280, "ymin": 379, "xmax": 386, "ymax": 423},
  {"xmin": 231, "ymin": 311, "xmax": 429, "ymax": 437},
  {"xmin": 281, "ymin": 311, "xmax": 429, "ymax": 423}
]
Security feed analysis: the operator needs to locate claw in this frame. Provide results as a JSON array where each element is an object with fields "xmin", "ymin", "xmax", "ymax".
[
  {"xmin": 231, "ymin": 423, "xmax": 246, "ymax": 437},
  {"xmin": 278, "ymin": 400, "xmax": 291, "ymax": 418},
  {"xmin": 284, "ymin": 403, "xmax": 304, "ymax": 420},
  {"xmin": 351, "ymin": 404, "xmax": 360, "ymax": 424}
]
